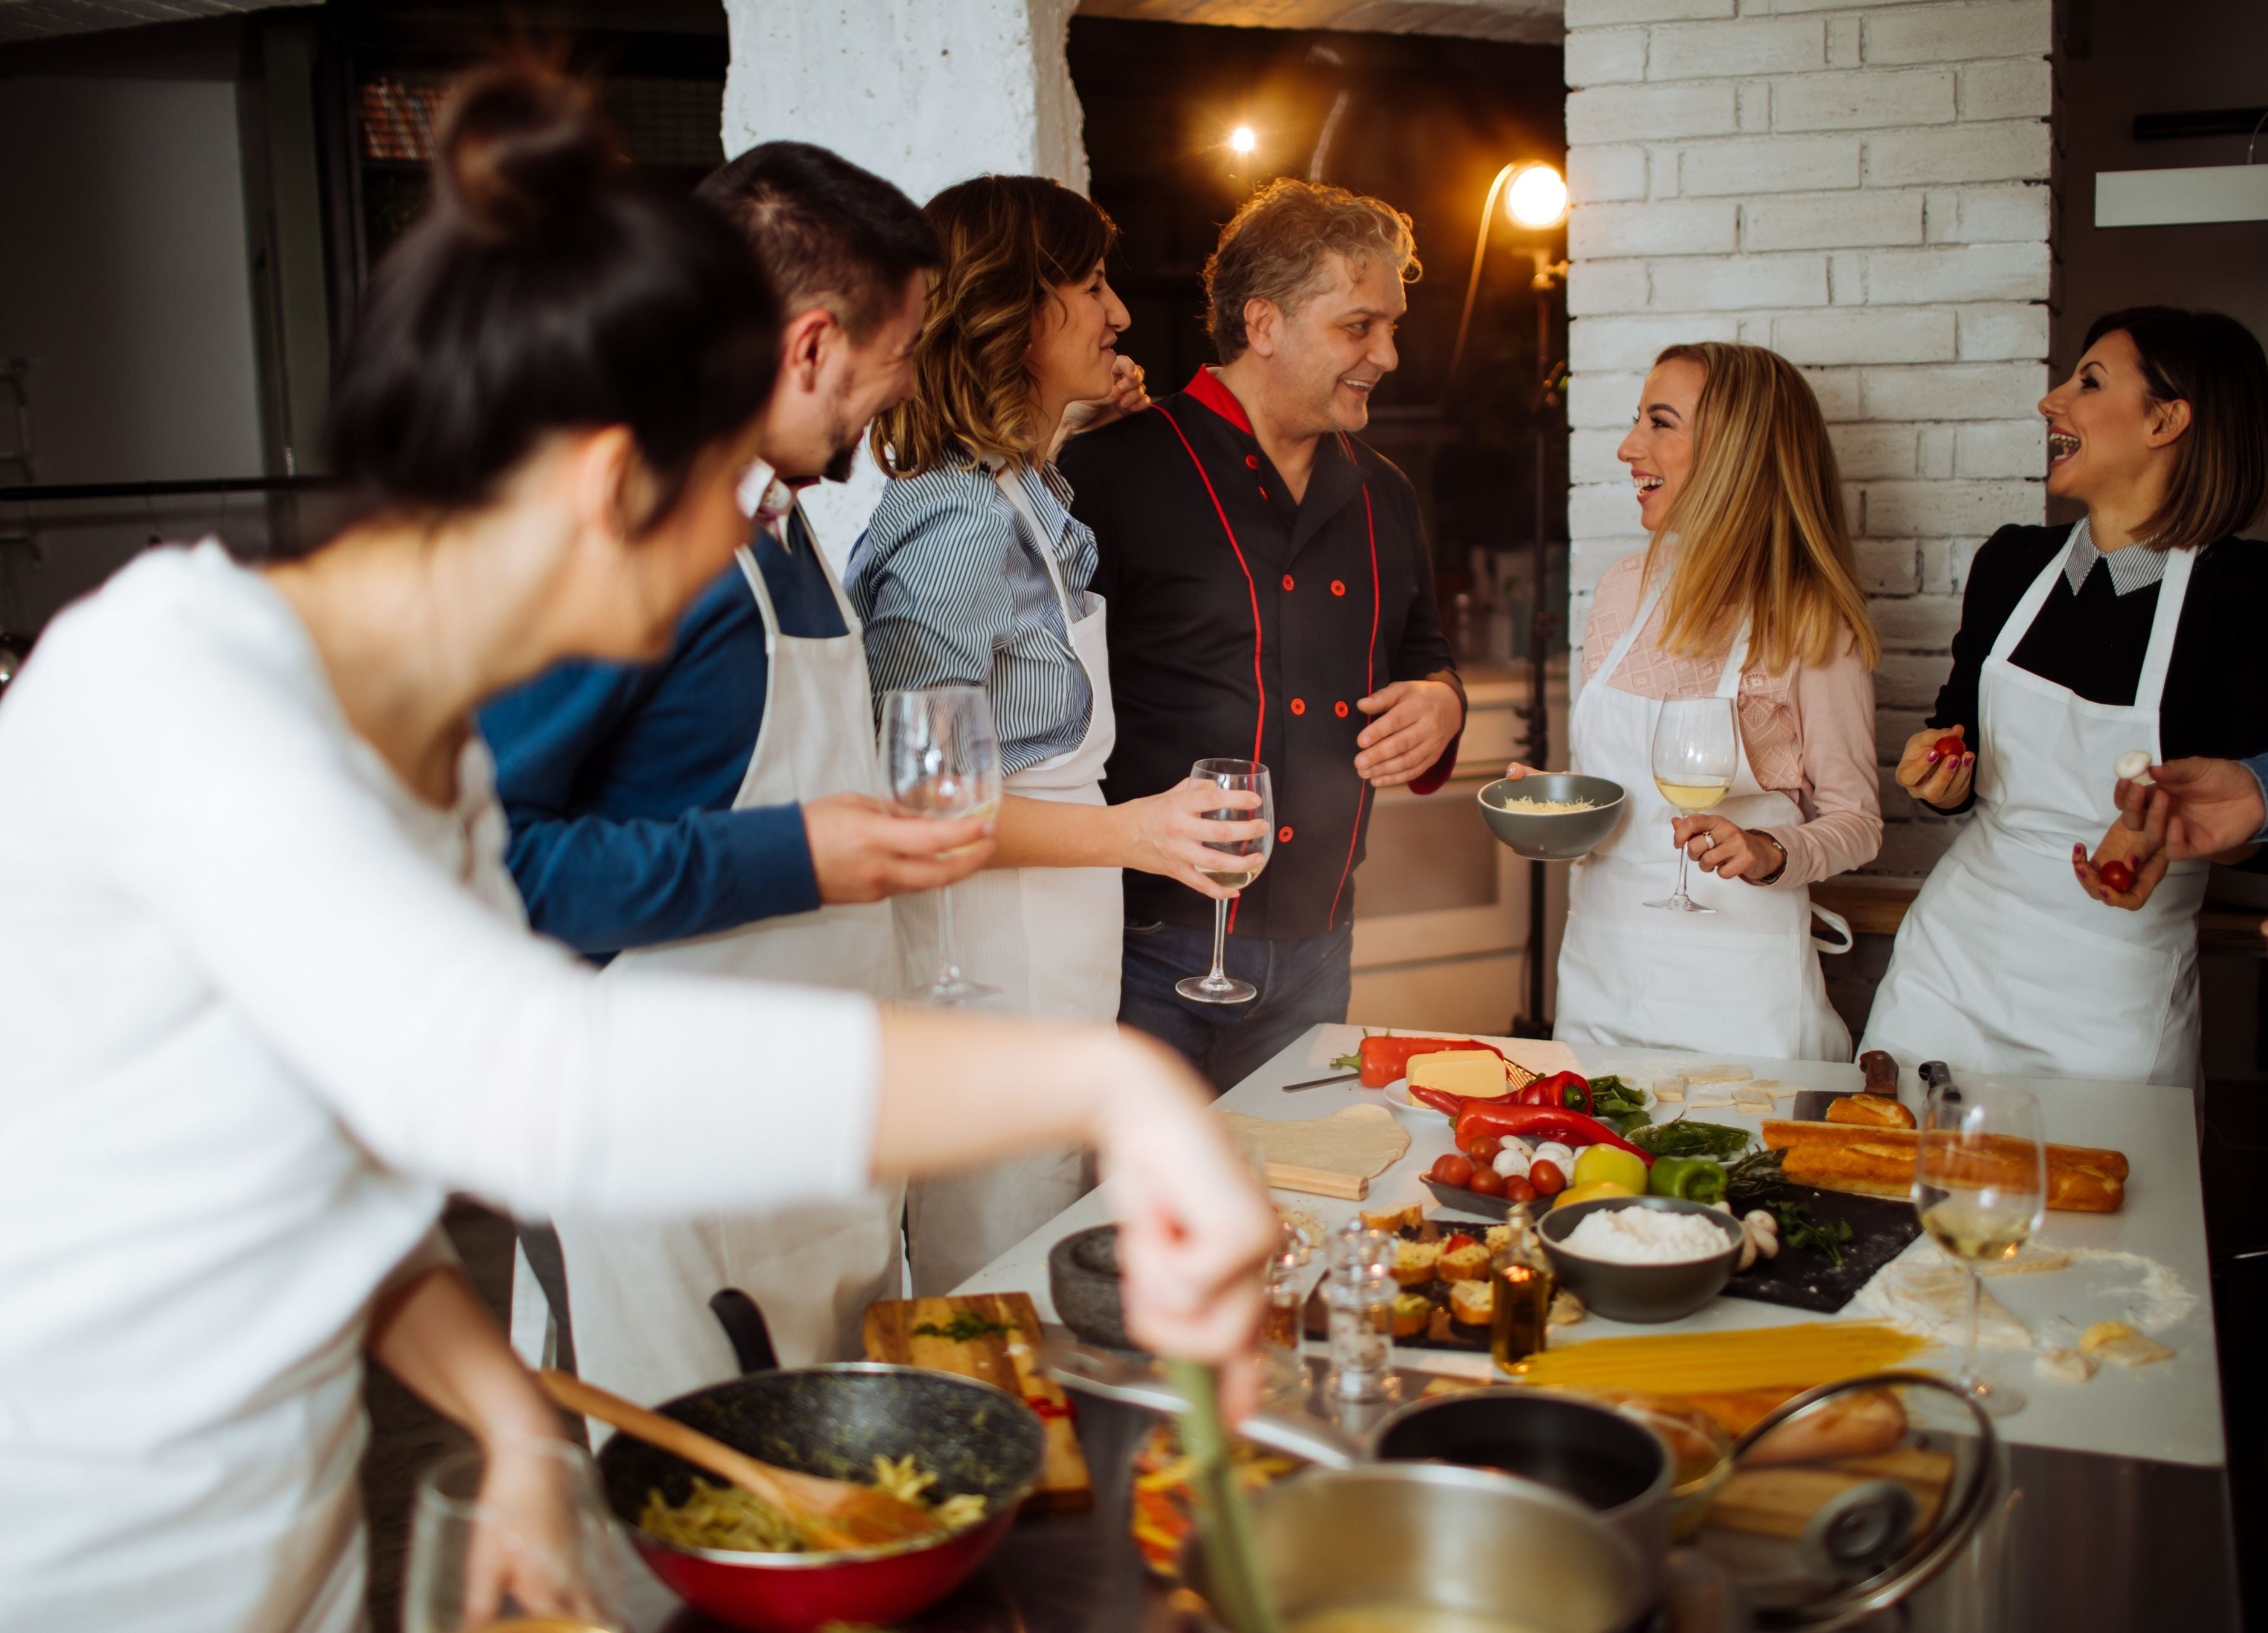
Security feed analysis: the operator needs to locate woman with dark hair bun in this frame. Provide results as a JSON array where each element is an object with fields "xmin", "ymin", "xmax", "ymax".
[
  {"xmin": 0, "ymin": 69, "xmax": 1272, "ymax": 1632},
  {"xmin": 1864, "ymin": 307, "xmax": 2268, "ymax": 1089}
]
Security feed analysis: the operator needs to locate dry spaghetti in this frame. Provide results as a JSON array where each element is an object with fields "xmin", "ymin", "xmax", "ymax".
[{"xmin": 1508, "ymin": 1321, "xmax": 1929, "ymax": 1395}]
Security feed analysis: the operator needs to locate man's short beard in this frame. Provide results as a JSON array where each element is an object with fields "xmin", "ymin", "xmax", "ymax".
[{"xmin": 823, "ymin": 438, "xmax": 860, "ymax": 485}]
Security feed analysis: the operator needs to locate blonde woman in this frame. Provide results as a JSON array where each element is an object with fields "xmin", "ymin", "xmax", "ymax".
[
  {"xmin": 851, "ymin": 176, "xmax": 1265, "ymax": 1292},
  {"xmin": 1510, "ymin": 342, "xmax": 1882, "ymax": 1058}
]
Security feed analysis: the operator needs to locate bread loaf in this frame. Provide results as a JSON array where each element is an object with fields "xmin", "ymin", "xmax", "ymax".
[
  {"xmin": 1825, "ymin": 1094, "xmax": 1918, "ymax": 1130},
  {"xmin": 1762, "ymin": 1121, "xmax": 2126, "ymax": 1213}
]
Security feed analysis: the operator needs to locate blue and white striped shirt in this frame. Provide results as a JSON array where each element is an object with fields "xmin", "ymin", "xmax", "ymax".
[{"xmin": 849, "ymin": 458, "xmax": 1097, "ymax": 776}]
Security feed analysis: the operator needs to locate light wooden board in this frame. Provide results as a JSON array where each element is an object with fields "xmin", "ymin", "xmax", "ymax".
[{"xmin": 862, "ymin": 1291, "xmax": 1091, "ymax": 1510}]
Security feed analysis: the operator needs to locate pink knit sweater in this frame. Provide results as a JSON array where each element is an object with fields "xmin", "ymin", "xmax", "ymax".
[{"xmin": 1580, "ymin": 553, "xmax": 1882, "ymax": 888}]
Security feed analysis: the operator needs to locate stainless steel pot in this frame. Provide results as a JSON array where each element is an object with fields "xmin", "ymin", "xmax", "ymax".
[{"xmin": 1180, "ymin": 1462, "xmax": 1653, "ymax": 1633}]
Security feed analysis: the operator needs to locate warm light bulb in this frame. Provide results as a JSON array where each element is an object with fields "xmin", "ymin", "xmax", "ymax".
[
  {"xmin": 1230, "ymin": 125, "xmax": 1258, "ymax": 156},
  {"xmin": 1505, "ymin": 163, "xmax": 1569, "ymax": 229}
]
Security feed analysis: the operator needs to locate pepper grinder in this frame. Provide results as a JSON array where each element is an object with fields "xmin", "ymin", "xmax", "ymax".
[{"xmin": 1320, "ymin": 1220, "xmax": 1395, "ymax": 1402}]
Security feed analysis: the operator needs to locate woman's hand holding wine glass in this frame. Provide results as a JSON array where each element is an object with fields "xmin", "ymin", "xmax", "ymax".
[
  {"xmin": 1646, "ymin": 697, "xmax": 1738, "ymax": 913},
  {"xmin": 1174, "ymin": 759, "xmax": 1275, "ymax": 1005}
]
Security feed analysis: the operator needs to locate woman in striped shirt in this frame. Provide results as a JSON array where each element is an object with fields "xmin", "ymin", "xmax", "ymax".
[{"xmin": 854, "ymin": 176, "xmax": 1265, "ymax": 1292}]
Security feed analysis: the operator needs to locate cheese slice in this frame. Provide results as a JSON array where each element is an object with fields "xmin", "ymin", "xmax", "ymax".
[
  {"xmin": 1407, "ymin": 1050, "xmax": 1510, "ymax": 1098},
  {"xmin": 2080, "ymin": 1321, "xmax": 2175, "ymax": 1367}
]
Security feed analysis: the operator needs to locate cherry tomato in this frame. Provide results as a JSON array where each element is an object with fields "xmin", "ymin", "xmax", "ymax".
[
  {"xmin": 1466, "ymin": 1134, "xmax": 1503, "ymax": 1163},
  {"xmin": 1431, "ymin": 1153, "xmax": 1477, "ymax": 1188},
  {"xmin": 1500, "ymin": 1175, "xmax": 1538, "ymax": 1206},
  {"xmin": 1529, "ymin": 1159, "xmax": 1567, "ymax": 1198},
  {"xmin": 1468, "ymin": 1166, "xmax": 1508, "ymax": 1197},
  {"xmin": 2099, "ymin": 858, "xmax": 2135, "ymax": 892},
  {"xmin": 1931, "ymin": 734, "xmax": 1965, "ymax": 761}
]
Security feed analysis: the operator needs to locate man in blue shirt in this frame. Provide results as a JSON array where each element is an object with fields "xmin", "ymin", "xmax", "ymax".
[{"xmin": 483, "ymin": 144, "xmax": 986, "ymax": 1409}]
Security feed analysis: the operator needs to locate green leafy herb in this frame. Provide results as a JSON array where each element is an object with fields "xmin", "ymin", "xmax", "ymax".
[
  {"xmin": 1768, "ymin": 1199, "xmax": 1855, "ymax": 1268},
  {"xmin": 1723, "ymin": 1146, "xmax": 1787, "ymax": 1204},
  {"xmin": 912, "ymin": 1314, "xmax": 1016, "ymax": 1343},
  {"xmin": 1627, "ymin": 1116, "xmax": 1754, "ymax": 1160}
]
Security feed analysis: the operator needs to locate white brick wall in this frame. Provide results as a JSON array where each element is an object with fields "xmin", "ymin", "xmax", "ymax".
[{"xmin": 1564, "ymin": 0, "xmax": 2053, "ymax": 877}]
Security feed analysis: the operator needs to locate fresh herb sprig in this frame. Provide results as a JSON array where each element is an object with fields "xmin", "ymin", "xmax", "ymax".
[
  {"xmin": 913, "ymin": 1314, "xmax": 1017, "ymax": 1343},
  {"xmin": 1768, "ymin": 1199, "xmax": 1855, "ymax": 1267},
  {"xmin": 1723, "ymin": 1145, "xmax": 1787, "ymax": 1204}
]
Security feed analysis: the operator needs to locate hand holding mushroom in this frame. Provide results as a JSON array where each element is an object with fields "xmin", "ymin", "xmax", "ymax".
[{"xmin": 2076, "ymin": 750, "xmax": 2172, "ymax": 910}]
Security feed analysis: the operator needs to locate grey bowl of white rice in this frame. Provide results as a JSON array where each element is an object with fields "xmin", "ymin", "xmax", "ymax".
[
  {"xmin": 1477, "ymin": 774, "xmax": 1626, "ymax": 861},
  {"xmin": 1538, "ymin": 1195, "xmax": 1744, "ymax": 1324}
]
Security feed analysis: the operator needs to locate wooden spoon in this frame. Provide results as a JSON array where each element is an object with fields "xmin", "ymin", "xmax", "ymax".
[{"xmin": 537, "ymin": 1369, "xmax": 938, "ymax": 1550}]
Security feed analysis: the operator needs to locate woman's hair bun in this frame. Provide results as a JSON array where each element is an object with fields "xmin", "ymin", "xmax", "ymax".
[{"xmin": 437, "ymin": 64, "xmax": 617, "ymax": 239}]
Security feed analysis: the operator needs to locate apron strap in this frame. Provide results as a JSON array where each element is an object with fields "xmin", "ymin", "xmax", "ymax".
[
  {"xmin": 734, "ymin": 544, "xmax": 779, "ymax": 650},
  {"xmin": 1989, "ymin": 525, "xmax": 2079, "ymax": 663},
  {"xmin": 992, "ymin": 463, "xmax": 1084, "ymax": 633},
  {"xmin": 2132, "ymin": 541, "xmax": 2197, "ymax": 716},
  {"xmin": 1592, "ymin": 561, "xmax": 1670, "ymax": 691},
  {"xmin": 1809, "ymin": 903, "xmax": 1855, "ymax": 955}
]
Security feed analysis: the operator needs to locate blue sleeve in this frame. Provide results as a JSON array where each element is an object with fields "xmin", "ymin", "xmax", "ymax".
[
  {"xmin": 480, "ymin": 587, "xmax": 820, "ymax": 959},
  {"xmin": 2244, "ymin": 752, "xmax": 2268, "ymax": 844},
  {"xmin": 852, "ymin": 473, "xmax": 1016, "ymax": 709}
]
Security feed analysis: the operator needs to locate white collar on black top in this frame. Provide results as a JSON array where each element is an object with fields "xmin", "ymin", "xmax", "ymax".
[{"xmin": 2063, "ymin": 514, "xmax": 2171, "ymax": 597}]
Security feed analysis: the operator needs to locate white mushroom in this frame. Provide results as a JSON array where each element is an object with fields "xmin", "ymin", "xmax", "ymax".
[
  {"xmin": 1493, "ymin": 1138, "xmax": 1534, "ymax": 1179},
  {"xmin": 2114, "ymin": 750, "xmax": 2154, "ymax": 787},
  {"xmin": 1743, "ymin": 1209, "xmax": 1780, "ymax": 1261}
]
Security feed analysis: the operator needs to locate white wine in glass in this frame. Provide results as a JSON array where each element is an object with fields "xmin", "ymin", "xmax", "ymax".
[
  {"xmin": 1176, "ymin": 758, "xmax": 1274, "ymax": 1005},
  {"xmin": 1912, "ymin": 1073, "xmax": 2046, "ymax": 1418},
  {"xmin": 1646, "ymin": 696, "xmax": 1739, "ymax": 914},
  {"xmin": 879, "ymin": 685, "xmax": 1004, "ymax": 1005},
  {"xmin": 403, "ymin": 1439, "xmax": 631, "ymax": 1633}
]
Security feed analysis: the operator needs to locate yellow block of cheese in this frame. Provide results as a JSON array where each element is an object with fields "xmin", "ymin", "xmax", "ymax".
[{"xmin": 1406, "ymin": 1050, "xmax": 1510, "ymax": 1098}]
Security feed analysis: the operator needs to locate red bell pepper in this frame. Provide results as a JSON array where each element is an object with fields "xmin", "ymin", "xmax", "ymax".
[
  {"xmin": 1332, "ymin": 1033, "xmax": 1510, "ymax": 1089},
  {"xmin": 1518, "ymin": 1070, "xmax": 1592, "ymax": 1113},
  {"xmin": 1452, "ymin": 1101, "xmax": 1656, "ymax": 1166}
]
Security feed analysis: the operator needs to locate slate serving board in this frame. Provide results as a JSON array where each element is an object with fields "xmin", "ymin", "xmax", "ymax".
[{"xmin": 1720, "ymin": 1180, "xmax": 1923, "ymax": 1314}]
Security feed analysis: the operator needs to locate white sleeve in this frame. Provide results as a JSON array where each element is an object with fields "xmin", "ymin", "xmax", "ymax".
[{"xmin": 22, "ymin": 589, "xmax": 880, "ymax": 1223}]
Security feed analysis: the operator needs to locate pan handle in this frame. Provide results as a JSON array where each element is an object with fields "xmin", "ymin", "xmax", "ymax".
[
  {"xmin": 709, "ymin": 1289, "xmax": 780, "ymax": 1376},
  {"xmin": 1042, "ymin": 1333, "xmax": 1364, "ymax": 1468}
]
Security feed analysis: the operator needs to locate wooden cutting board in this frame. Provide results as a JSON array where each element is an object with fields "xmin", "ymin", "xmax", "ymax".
[{"xmin": 863, "ymin": 1291, "xmax": 1091, "ymax": 1510}]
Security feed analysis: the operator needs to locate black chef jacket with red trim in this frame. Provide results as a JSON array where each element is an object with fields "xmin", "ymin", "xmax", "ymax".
[{"xmin": 1058, "ymin": 367, "xmax": 1463, "ymax": 941}]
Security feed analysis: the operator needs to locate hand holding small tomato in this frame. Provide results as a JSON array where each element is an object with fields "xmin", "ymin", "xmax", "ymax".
[
  {"xmin": 1895, "ymin": 725, "xmax": 1974, "ymax": 809},
  {"xmin": 2074, "ymin": 798, "xmax": 2170, "ymax": 911}
]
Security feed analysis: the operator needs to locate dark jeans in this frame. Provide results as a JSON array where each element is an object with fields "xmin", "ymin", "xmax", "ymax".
[{"xmin": 1118, "ymin": 918, "xmax": 1354, "ymax": 1094}]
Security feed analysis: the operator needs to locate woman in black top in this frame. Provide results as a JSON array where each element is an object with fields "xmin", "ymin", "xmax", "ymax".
[{"xmin": 1862, "ymin": 308, "xmax": 2268, "ymax": 1088}]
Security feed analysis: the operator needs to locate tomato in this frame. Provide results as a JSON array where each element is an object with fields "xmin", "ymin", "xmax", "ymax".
[
  {"xmin": 1430, "ymin": 1153, "xmax": 1477, "ymax": 1188},
  {"xmin": 1931, "ymin": 734, "xmax": 1964, "ymax": 760},
  {"xmin": 1468, "ymin": 1166, "xmax": 1508, "ymax": 1197},
  {"xmin": 1528, "ymin": 1159, "xmax": 1567, "ymax": 1197},
  {"xmin": 2099, "ymin": 859, "xmax": 2135, "ymax": 892},
  {"xmin": 1500, "ymin": 1175, "xmax": 1538, "ymax": 1206},
  {"xmin": 1466, "ymin": 1134, "xmax": 1503, "ymax": 1163}
]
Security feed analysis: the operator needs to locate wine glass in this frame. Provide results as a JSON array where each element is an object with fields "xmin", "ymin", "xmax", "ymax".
[
  {"xmin": 403, "ymin": 1437, "xmax": 632, "ymax": 1633},
  {"xmin": 1645, "ymin": 696, "xmax": 1738, "ymax": 913},
  {"xmin": 1912, "ymin": 1073, "xmax": 2046, "ymax": 1418},
  {"xmin": 880, "ymin": 685, "xmax": 1003, "ymax": 1005},
  {"xmin": 1174, "ymin": 758, "xmax": 1275, "ymax": 1005}
]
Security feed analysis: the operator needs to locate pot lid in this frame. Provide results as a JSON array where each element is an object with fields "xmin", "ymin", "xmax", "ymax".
[{"xmin": 1688, "ymin": 1371, "xmax": 1998, "ymax": 1629}]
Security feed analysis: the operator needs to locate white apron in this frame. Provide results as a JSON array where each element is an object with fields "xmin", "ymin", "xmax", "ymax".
[
  {"xmin": 901, "ymin": 467, "xmax": 1122, "ymax": 1294},
  {"xmin": 1862, "ymin": 532, "xmax": 2205, "ymax": 1087},
  {"xmin": 1555, "ymin": 570, "xmax": 1853, "ymax": 1060},
  {"xmin": 535, "ymin": 520, "xmax": 905, "ymax": 1411}
]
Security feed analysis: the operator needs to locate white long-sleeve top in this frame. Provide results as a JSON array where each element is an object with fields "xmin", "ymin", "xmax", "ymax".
[{"xmin": 0, "ymin": 542, "xmax": 883, "ymax": 1632}]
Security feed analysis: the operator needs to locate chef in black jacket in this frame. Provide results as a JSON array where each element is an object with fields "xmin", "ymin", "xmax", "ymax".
[
  {"xmin": 1863, "ymin": 307, "xmax": 2268, "ymax": 1089},
  {"xmin": 1060, "ymin": 178, "xmax": 1463, "ymax": 1090}
]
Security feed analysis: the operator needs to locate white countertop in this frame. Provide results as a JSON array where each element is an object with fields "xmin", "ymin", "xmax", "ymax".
[{"xmin": 958, "ymin": 1023, "xmax": 2226, "ymax": 1470}]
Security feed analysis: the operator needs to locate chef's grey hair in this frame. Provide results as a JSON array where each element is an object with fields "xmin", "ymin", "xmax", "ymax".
[{"xmin": 1204, "ymin": 178, "xmax": 1419, "ymax": 363}]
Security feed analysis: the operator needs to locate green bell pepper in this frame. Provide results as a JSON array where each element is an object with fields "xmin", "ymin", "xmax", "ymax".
[{"xmin": 1646, "ymin": 1155, "xmax": 1728, "ymax": 1206}]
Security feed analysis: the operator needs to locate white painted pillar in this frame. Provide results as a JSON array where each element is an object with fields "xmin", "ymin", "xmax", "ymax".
[{"xmin": 720, "ymin": 0, "xmax": 1090, "ymax": 552}]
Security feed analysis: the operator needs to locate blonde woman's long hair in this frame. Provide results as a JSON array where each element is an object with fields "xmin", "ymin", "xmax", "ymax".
[
  {"xmin": 869, "ymin": 175, "xmax": 1116, "ymax": 478},
  {"xmin": 1645, "ymin": 342, "xmax": 1881, "ymax": 674}
]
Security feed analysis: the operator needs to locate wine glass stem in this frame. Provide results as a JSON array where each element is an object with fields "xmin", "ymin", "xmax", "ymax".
[
  {"xmin": 1672, "ymin": 824, "xmax": 1693, "ymax": 904},
  {"xmin": 1962, "ymin": 1265, "xmax": 1983, "ymax": 1386},
  {"xmin": 937, "ymin": 883, "xmax": 962, "ymax": 985},
  {"xmin": 1207, "ymin": 897, "xmax": 1231, "ymax": 983}
]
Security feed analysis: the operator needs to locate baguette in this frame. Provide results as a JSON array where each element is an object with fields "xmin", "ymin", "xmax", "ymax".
[
  {"xmin": 1763, "ymin": 1119, "xmax": 2128, "ymax": 1180},
  {"xmin": 1763, "ymin": 1122, "xmax": 2125, "ymax": 1213},
  {"xmin": 1825, "ymin": 1094, "xmax": 1918, "ymax": 1130}
]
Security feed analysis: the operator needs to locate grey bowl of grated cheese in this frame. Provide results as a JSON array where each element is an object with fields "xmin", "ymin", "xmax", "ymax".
[
  {"xmin": 1477, "ymin": 773, "xmax": 1627, "ymax": 861},
  {"xmin": 1538, "ymin": 1195, "xmax": 1745, "ymax": 1323}
]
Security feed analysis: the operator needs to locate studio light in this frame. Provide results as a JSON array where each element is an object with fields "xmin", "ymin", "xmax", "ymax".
[
  {"xmin": 1230, "ymin": 125, "xmax": 1258, "ymax": 156},
  {"xmin": 1505, "ymin": 162, "xmax": 1569, "ymax": 231}
]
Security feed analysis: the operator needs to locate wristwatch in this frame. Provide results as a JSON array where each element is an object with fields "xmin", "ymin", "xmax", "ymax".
[{"xmin": 1746, "ymin": 830, "xmax": 1788, "ymax": 885}]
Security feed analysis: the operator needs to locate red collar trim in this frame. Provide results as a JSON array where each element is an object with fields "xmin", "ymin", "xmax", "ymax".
[{"xmin": 1183, "ymin": 366, "xmax": 1254, "ymax": 436}]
